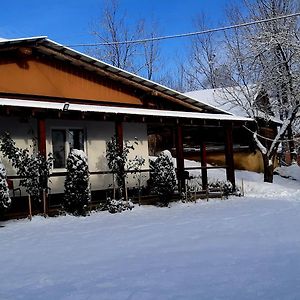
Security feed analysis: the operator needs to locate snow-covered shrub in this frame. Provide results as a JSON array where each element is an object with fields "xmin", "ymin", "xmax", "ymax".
[
  {"xmin": 64, "ymin": 149, "xmax": 90, "ymax": 216},
  {"xmin": 106, "ymin": 136, "xmax": 137, "ymax": 198},
  {"xmin": 0, "ymin": 132, "xmax": 52, "ymax": 203},
  {"xmin": 103, "ymin": 136, "xmax": 143, "ymax": 213},
  {"xmin": 127, "ymin": 155, "xmax": 145, "ymax": 204},
  {"xmin": 0, "ymin": 162, "xmax": 11, "ymax": 215},
  {"xmin": 180, "ymin": 184, "xmax": 195, "ymax": 203},
  {"xmin": 180, "ymin": 175, "xmax": 203, "ymax": 202},
  {"xmin": 149, "ymin": 150, "xmax": 177, "ymax": 206},
  {"xmin": 208, "ymin": 180, "xmax": 240, "ymax": 197},
  {"xmin": 106, "ymin": 197, "xmax": 134, "ymax": 214}
]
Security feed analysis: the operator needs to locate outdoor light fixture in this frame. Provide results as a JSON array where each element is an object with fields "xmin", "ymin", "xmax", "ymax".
[{"xmin": 63, "ymin": 102, "xmax": 70, "ymax": 112}]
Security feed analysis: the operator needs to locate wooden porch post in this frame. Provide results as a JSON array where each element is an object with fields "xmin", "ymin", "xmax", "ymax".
[
  {"xmin": 37, "ymin": 118, "xmax": 46, "ymax": 158},
  {"xmin": 200, "ymin": 141, "xmax": 208, "ymax": 190},
  {"xmin": 115, "ymin": 119, "xmax": 126, "ymax": 198},
  {"xmin": 175, "ymin": 124, "xmax": 185, "ymax": 193},
  {"xmin": 37, "ymin": 117, "xmax": 48, "ymax": 215},
  {"xmin": 115, "ymin": 120, "xmax": 124, "ymax": 153},
  {"xmin": 224, "ymin": 123, "xmax": 236, "ymax": 190}
]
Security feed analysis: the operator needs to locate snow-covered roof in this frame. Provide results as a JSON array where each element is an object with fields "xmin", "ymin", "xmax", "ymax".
[
  {"xmin": 185, "ymin": 88, "xmax": 251, "ymax": 118},
  {"xmin": 185, "ymin": 87, "xmax": 282, "ymax": 124},
  {"xmin": 0, "ymin": 97, "xmax": 252, "ymax": 122},
  {"xmin": 0, "ymin": 36, "xmax": 230, "ymax": 115}
]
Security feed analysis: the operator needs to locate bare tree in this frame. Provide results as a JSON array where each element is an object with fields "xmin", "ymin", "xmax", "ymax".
[
  {"xmin": 222, "ymin": 0, "xmax": 300, "ymax": 182},
  {"xmin": 184, "ymin": 15, "xmax": 234, "ymax": 90},
  {"xmin": 186, "ymin": 0, "xmax": 300, "ymax": 182},
  {"xmin": 159, "ymin": 64, "xmax": 189, "ymax": 92},
  {"xmin": 90, "ymin": 0, "xmax": 161, "ymax": 79},
  {"xmin": 90, "ymin": 0, "xmax": 142, "ymax": 73},
  {"xmin": 139, "ymin": 19, "xmax": 161, "ymax": 81}
]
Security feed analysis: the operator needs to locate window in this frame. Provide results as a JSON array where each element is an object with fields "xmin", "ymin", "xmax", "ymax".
[{"xmin": 52, "ymin": 129, "xmax": 85, "ymax": 168}]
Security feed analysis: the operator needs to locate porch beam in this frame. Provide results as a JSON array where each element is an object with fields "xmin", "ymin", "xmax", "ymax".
[{"xmin": 224, "ymin": 123, "xmax": 236, "ymax": 190}]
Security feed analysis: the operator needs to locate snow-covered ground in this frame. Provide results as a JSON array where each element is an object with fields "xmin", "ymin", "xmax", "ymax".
[{"xmin": 1, "ymin": 164, "xmax": 300, "ymax": 300}]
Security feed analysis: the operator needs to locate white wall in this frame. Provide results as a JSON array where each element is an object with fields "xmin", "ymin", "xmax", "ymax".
[
  {"xmin": 46, "ymin": 119, "xmax": 115, "ymax": 194},
  {"xmin": 47, "ymin": 120, "xmax": 149, "ymax": 194},
  {"xmin": 0, "ymin": 116, "xmax": 37, "ymax": 195},
  {"xmin": 0, "ymin": 117, "xmax": 150, "ymax": 195}
]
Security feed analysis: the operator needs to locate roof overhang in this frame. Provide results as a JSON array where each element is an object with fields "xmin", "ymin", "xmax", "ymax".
[
  {"xmin": 0, "ymin": 97, "xmax": 253, "ymax": 123},
  {"xmin": 0, "ymin": 36, "xmax": 232, "ymax": 115}
]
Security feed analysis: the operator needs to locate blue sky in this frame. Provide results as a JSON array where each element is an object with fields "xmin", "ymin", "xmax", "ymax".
[
  {"xmin": 0, "ymin": 0, "xmax": 234, "ymax": 73},
  {"xmin": 0, "ymin": 0, "xmax": 232, "ymax": 42}
]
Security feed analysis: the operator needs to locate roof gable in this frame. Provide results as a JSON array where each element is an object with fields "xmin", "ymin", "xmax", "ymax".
[{"xmin": 0, "ymin": 36, "xmax": 231, "ymax": 114}]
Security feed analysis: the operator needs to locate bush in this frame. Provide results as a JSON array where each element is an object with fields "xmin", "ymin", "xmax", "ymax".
[
  {"xmin": 105, "ymin": 198, "xmax": 134, "ymax": 214},
  {"xmin": 127, "ymin": 155, "xmax": 145, "ymax": 205},
  {"xmin": 149, "ymin": 150, "xmax": 177, "ymax": 206},
  {"xmin": 64, "ymin": 149, "xmax": 90, "ymax": 216},
  {"xmin": 106, "ymin": 136, "xmax": 137, "ymax": 199},
  {"xmin": 208, "ymin": 180, "xmax": 240, "ymax": 197},
  {"xmin": 0, "ymin": 162, "xmax": 11, "ymax": 215}
]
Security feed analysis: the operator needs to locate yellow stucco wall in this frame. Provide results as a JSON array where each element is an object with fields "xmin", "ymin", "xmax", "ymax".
[{"xmin": 185, "ymin": 150, "xmax": 279, "ymax": 173}]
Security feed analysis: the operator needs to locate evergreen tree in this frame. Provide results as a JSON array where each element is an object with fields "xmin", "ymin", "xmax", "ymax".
[
  {"xmin": 64, "ymin": 149, "xmax": 90, "ymax": 216},
  {"xmin": 150, "ymin": 150, "xmax": 177, "ymax": 206},
  {"xmin": 106, "ymin": 135, "xmax": 136, "ymax": 199},
  {"xmin": 0, "ymin": 161, "xmax": 11, "ymax": 215},
  {"xmin": 127, "ymin": 155, "xmax": 145, "ymax": 205}
]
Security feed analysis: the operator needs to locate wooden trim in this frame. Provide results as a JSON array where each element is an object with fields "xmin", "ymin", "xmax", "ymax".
[
  {"xmin": 37, "ymin": 117, "xmax": 48, "ymax": 212},
  {"xmin": 224, "ymin": 123, "xmax": 235, "ymax": 190},
  {"xmin": 175, "ymin": 124, "xmax": 185, "ymax": 193},
  {"xmin": 6, "ymin": 165, "xmax": 226, "ymax": 180},
  {"xmin": 115, "ymin": 120, "xmax": 126, "ymax": 197},
  {"xmin": 37, "ymin": 118, "xmax": 46, "ymax": 157},
  {"xmin": 39, "ymin": 46, "xmax": 203, "ymax": 112},
  {"xmin": 200, "ymin": 142, "xmax": 208, "ymax": 190},
  {"xmin": 115, "ymin": 120, "xmax": 123, "ymax": 151}
]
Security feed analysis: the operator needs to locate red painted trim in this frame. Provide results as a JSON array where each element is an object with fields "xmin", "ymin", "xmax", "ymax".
[
  {"xmin": 175, "ymin": 125, "xmax": 185, "ymax": 193},
  {"xmin": 200, "ymin": 142, "xmax": 208, "ymax": 189},
  {"xmin": 37, "ymin": 118, "xmax": 46, "ymax": 157},
  {"xmin": 115, "ymin": 120, "xmax": 123, "ymax": 151},
  {"xmin": 225, "ymin": 124, "xmax": 235, "ymax": 189},
  {"xmin": 115, "ymin": 120, "xmax": 126, "ymax": 197}
]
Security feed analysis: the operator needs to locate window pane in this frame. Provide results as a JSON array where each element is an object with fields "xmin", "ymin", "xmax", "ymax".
[
  {"xmin": 52, "ymin": 130, "xmax": 66, "ymax": 168},
  {"xmin": 68, "ymin": 129, "xmax": 84, "ymax": 151}
]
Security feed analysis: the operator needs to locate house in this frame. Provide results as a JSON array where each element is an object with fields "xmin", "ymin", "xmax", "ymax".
[
  {"xmin": 0, "ymin": 37, "xmax": 252, "ymax": 217},
  {"xmin": 184, "ymin": 88, "xmax": 281, "ymax": 172}
]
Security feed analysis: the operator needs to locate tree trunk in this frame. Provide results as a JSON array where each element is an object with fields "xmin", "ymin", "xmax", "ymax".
[
  {"xmin": 287, "ymin": 125, "xmax": 295, "ymax": 163},
  {"xmin": 262, "ymin": 154, "xmax": 274, "ymax": 183}
]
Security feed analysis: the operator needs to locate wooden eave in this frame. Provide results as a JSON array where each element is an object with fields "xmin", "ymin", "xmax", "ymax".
[
  {"xmin": 0, "ymin": 37, "xmax": 233, "ymax": 115},
  {"xmin": 35, "ymin": 44, "xmax": 203, "ymax": 112},
  {"xmin": 0, "ymin": 97, "xmax": 253, "ymax": 129},
  {"xmin": 0, "ymin": 104, "xmax": 248, "ymax": 129}
]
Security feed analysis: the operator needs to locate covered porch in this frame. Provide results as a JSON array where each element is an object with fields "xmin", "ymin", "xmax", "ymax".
[{"xmin": 0, "ymin": 97, "xmax": 252, "ymax": 218}]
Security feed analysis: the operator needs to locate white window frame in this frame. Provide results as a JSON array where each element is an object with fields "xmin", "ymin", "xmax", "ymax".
[{"xmin": 51, "ymin": 127, "xmax": 87, "ymax": 171}]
